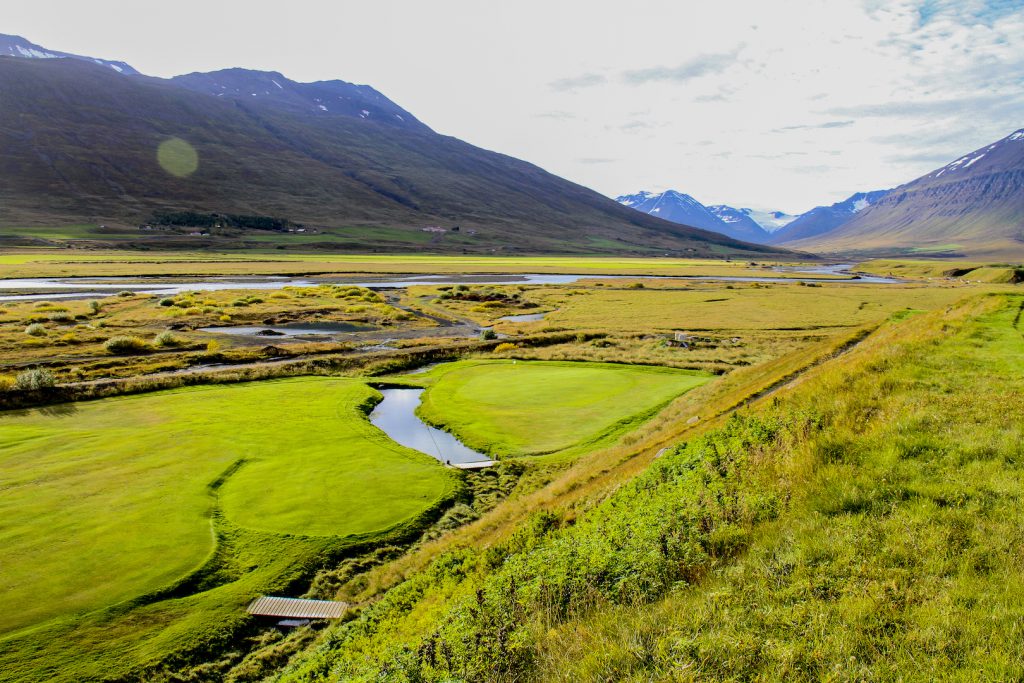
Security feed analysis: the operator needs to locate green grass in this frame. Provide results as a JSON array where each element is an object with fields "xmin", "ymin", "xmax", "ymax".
[
  {"xmin": 511, "ymin": 282, "xmax": 967, "ymax": 332},
  {"xmin": 0, "ymin": 377, "xmax": 452, "ymax": 638},
  {"xmin": 276, "ymin": 294, "xmax": 1024, "ymax": 681},
  {"xmin": 0, "ymin": 250, "xmax": 809, "ymax": 277},
  {"xmin": 220, "ymin": 381, "xmax": 451, "ymax": 536},
  {"xmin": 416, "ymin": 360, "xmax": 711, "ymax": 458},
  {"xmin": 0, "ymin": 224, "xmax": 109, "ymax": 240}
]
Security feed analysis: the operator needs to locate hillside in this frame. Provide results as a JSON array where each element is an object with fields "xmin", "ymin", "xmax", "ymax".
[
  {"xmin": 0, "ymin": 56, "xmax": 784, "ymax": 256},
  {"xmin": 769, "ymin": 189, "xmax": 889, "ymax": 244},
  {"xmin": 0, "ymin": 33, "xmax": 137, "ymax": 74},
  {"xmin": 788, "ymin": 130, "xmax": 1024, "ymax": 257}
]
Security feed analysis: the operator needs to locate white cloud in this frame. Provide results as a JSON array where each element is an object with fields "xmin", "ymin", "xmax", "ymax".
[{"xmin": 6, "ymin": 0, "xmax": 1024, "ymax": 212}]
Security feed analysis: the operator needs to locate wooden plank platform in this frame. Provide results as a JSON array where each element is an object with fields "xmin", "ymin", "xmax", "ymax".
[
  {"xmin": 451, "ymin": 460, "xmax": 498, "ymax": 470},
  {"xmin": 247, "ymin": 596, "xmax": 346, "ymax": 619}
]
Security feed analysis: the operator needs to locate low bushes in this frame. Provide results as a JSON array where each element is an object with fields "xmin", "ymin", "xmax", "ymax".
[
  {"xmin": 153, "ymin": 331, "xmax": 182, "ymax": 348},
  {"xmin": 104, "ymin": 336, "xmax": 152, "ymax": 355},
  {"xmin": 14, "ymin": 368, "xmax": 56, "ymax": 391}
]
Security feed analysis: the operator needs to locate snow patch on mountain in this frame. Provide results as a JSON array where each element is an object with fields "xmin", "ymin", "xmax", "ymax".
[{"xmin": 0, "ymin": 33, "xmax": 138, "ymax": 75}]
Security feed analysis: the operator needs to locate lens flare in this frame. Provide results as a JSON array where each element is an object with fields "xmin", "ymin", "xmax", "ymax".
[{"xmin": 157, "ymin": 137, "xmax": 199, "ymax": 178}]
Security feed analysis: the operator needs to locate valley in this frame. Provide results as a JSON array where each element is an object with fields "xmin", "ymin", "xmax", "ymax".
[
  {"xmin": 1, "ymin": 249, "xmax": 1013, "ymax": 682},
  {"xmin": 2, "ymin": 13, "xmax": 1023, "ymax": 683}
]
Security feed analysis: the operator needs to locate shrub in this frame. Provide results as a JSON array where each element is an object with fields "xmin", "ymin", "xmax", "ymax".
[
  {"xmin": 158, "ymin": 298, "xmax": 175, "ymax": 307},
  {"xmin": 117, "ymin": 290, "xmax": 134, "ymax": 297},
  {"xmin": 33, "ymin": 301, "xmax": 64, "ymax": 311},
  {"xmin": 14, "ymin": 368, "xmax": 56, "ymax": 391},
  {"xmin": 104, "ymin": 336, "xmax": 151, "ymax": 354},
  {"xmin": 0, "ymin": 375, "xmax": 14, "ymax": 391},
  {"xmin": 25, "ymin": 323, "xmax": 46, "ymax": 337},
  {"xmin": 493, "ymin": 342, "xmax": 518, "ymax": 353},
  {"xmin": 219, "ymin": 314, "xmax": 231, "ymax": 322},
  {"xmin": 89, "ymin": 300, "xmax": 102, "ymax": 314},
  {"xmin": 206, "ymin": 340, "xmax": 221, "ymax": 353},
  {"xmin": 480, "ymin": 329, "xmax": 497, "ymax": 340},
  {"xmin": 48, "ymin": 311, "xmax": 73, "ymax": 323},
  {"xmin": 153, "ymin": 331, "xmax": 181, "ymax": 347}
]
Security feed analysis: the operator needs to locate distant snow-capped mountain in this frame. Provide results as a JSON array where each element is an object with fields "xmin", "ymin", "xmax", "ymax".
[
  {"xmin": 616, "ymin": 190, "xmax": 724, "ymax": 232},
  {"xmin": 0, "ymin": 33, "xmax": 137, "ymax": 74},
  {"xmin": 779, "ymin": 129, "xmax": 1024, "ymax": 254},
  {"xmin": 738, "ymin": 208, "xmax": 799, "ymax": 233},
  {"xmin": 769, "ymin": 189, "xmax": 890, "ymax": 244},
  {"xmin": 617, "ymin": 190, "xmax": 772, "ymax": 243},
  {"xmin": 707, "ymin": 205, "xmax": 771, "ymax": 238}
]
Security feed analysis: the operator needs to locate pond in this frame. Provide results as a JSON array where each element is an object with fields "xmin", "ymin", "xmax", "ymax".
[
  {"xmin": 196, "ymin": 321, "xmax": 375, "ymax": 337},
  {"xmin": 369, "ymin": 388, "xmax": 492, "ymax": 466},
  {"xmin": 498, "ymin": 311, "xmax": 550, "ymax": 322}
]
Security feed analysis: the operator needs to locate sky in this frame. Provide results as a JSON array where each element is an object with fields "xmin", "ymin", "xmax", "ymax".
[{"xmin": 7, "ymin": 0, "xmax": 1024, "ymax": 214}]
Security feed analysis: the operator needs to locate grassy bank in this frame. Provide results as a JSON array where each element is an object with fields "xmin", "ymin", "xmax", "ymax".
[
  {"xmin": 415, "ymin": 360, "xmax": 711, "ymax": 459},
  {"xmin": 273, "ymin": 293, "xmax": 1024, "ymax": 681},
  {"xmin": 858, "ymin": 258, "xmax": 1024, "ymax": 283}
]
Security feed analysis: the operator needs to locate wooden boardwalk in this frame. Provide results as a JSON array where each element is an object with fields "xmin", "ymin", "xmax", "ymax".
[
  {"xmin": 247, "ymin": 596, "xmax": 347, "ymax": 619},
  {"xmin": 451, "ymin": 460, "xmax": 498, "ymax": 470}
]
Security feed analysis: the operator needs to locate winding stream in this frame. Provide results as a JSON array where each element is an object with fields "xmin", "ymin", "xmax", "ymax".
[{"xmin": 369, "ymin": 388, "xmax": 492, "ymax": 466}]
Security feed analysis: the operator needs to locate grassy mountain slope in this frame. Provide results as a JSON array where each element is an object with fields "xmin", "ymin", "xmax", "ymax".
[{"xmin": 0, "ymin": 57, "xmax": 784, "ymax": 256}]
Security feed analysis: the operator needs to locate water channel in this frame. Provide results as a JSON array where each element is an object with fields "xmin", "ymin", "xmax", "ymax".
[
  {"xmin": 369, "ymin": 387, "xmax": 493, "ymax": 466},
  {"xmin": 0, "ymin": 264, "xmax": 901, "ymax": 302}
]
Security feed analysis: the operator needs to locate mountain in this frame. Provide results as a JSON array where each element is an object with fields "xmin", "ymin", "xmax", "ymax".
[
  {"xmin": 707, "ymin": 205, "xmax": 772, "ymax": 242},
  {"xmin": 170, "ymin": 69, "xmax": 429, "ymax": 131},
  {"xmin": 617, "ymin": 190, "xmax": 770, "ymax": 243},
  {"xmin": 786, "ymin": 130, "xmax": 1024, "ymax": 256},
  {"xmin": 739, "ymin": 207, "xmax": 798, "ymax": 233},
  {"xmin": 0, "ymin": 33, "xmax": 138, "ymax": 75},
  {"xmin": 0, "ymin": 49, "xmax": 785, "ymax": 257},
  {"xmin": 769, "ymin": 190, "xmax": 890, "ymax": 244}
]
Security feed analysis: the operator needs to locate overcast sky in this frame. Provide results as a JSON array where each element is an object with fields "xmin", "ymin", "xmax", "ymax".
[{"xmin": 8, "ymin": 0, "xmax": 1024, "ymax": 213}]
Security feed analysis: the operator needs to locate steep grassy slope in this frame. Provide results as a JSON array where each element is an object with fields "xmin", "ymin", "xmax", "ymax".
[
  {"xmin": 0, "ymin": 57, "xmax": 782, "ymax": 256},
  {"xmin": 274, "ymin": 293, "xmax": 1024, "ymax": 681}
]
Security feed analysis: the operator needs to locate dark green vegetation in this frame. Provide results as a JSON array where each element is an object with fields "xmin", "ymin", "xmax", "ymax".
[
  {"xmin": 150, "ymin": 211, "xmax": 298, "ymax": 232},
  {"xmin": 0, "ymin": 57, "xmax": 785, "ymax": 256},
  {"xmin": 274, "ymin": 293, "xmax": 1024, "ymax": 681}
]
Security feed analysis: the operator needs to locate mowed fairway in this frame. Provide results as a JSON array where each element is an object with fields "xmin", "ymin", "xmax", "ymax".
[
  {"xmin": 0, "ymin": 378, "xmax": 452, "ymax": 636},
  {"xmin": 418, "ymin": 361, "xmax": 711, "ymax": 457}
]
